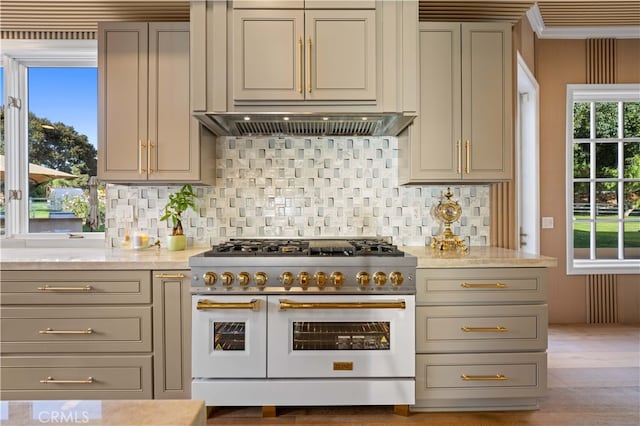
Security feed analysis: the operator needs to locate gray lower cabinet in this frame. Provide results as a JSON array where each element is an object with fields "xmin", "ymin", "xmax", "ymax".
[
  {"xmin": 413, "ymin": 267, "xmax": 548, "ymax": 411},
  {"xmin": 0, "ymin": 269, "xmax": 191, "ymax": 400}
]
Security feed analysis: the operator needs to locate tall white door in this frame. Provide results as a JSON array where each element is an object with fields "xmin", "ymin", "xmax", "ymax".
[{"xmin": 516, "ymin": 53, "xmax": 540, "ymax": 254}]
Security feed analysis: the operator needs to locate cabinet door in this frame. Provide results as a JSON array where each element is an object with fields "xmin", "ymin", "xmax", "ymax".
[
  {"xmin": 409, "ymin": 22, "xmax": 462, "ymax": 181},
  {"xmin": 305, "ymin": 9, "xmax": 376, "ymax": 101},
  {"xmin": 462, "ymin": 23, "xmax": 512, "ymax": 180},
  {"xmin": 148, "ymin": 23, "xmax": 200, "ymax": 181},
  {"xmin": 232, "ymin": 9, "xmax": 305, "ymax": 101},
  {"xmin": 152, "ymin": 271, "xmax": 191, "ymax": 399},
  {"xmin": 98, "ymin": 22, "xmax": 148, "ymax": 181}
]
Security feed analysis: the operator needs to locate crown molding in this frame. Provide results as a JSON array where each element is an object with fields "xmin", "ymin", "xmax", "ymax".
[{"xmin": 526, "ymin": 4, "xmax": 640, "ymax": 39}]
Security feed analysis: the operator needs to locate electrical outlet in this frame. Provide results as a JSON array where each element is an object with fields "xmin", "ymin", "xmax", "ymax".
[
  {"xmin": 117, "ymin": 205, "xmax": 134, "ymax": 220},
  {"xmin": 542, "ymin": 217, "xmax": 554, "ymax": 229}
]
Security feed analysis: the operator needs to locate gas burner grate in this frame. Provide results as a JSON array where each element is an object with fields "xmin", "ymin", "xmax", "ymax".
[{"xmin": 202, "ymin": 239, "xmax": 404, "ymax": 257}]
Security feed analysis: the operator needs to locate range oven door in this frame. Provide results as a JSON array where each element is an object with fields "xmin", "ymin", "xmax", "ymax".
[
  {"xmin": 267, "ymin": 295, "xmax": 415, "ymax": 378},
  {"xmin": 192, "ymin": 295, "xmax": 267, "ymax": 378}
]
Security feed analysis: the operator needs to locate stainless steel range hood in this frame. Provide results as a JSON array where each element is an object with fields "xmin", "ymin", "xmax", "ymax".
[{"xmin": 194, "ymin": 112, "xmax": 415, "ymax": 137}]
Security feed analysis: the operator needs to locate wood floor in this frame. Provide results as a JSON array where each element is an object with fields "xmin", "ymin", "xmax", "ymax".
[{"xmin": 205, "ymin": 324, "xmax": 640, "ymax": 425}]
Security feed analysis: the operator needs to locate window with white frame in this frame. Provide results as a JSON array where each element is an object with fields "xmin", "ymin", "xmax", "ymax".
[
  {"xmin": 1, "ymin": 40, "xmax": 102, "ymax": 241},
  {"xmin": 566, "ymin": 84, "xmax": 640, "ymax": 274}
]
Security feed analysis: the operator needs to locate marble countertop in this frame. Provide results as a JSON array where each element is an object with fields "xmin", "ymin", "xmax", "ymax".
[
  {"xmin": 0, "ymin": 245, "xmax": 556, "ymax": 270},
  {"xmin": 0, "ymin": 399, "xmax": 205, "ymax": 425},
  {"xmin": 400, "ymin": 245, "xmax": 557, "ymax": 268}
]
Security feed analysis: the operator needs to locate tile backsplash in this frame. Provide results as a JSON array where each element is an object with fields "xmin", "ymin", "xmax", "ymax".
[{"xmin": 105, "ymin": 136, "xmax": 490, "ymax": 248}]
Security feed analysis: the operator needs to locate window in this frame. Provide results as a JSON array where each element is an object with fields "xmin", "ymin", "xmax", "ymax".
[
  {"xmin": 1, "ymin": 40, "xmax": 102, "ymax": 242},
  {"xmin": 566, "ymin": 84, "xmax": 640, "ymax": 274}
]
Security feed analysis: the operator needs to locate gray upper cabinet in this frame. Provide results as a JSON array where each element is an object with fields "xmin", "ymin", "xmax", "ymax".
[
  {"xmin": 232, "ymin": 8, "xmax": 376, "ymax": 102},
  {"xmin": 399, "ymin": 22, "xmax": 512, "ymax": 184},
  {"xmin": 98, "ymin": 22, "xmax": 215, "ymax": 184},
  {"xmin": 191, "ymin": 0, "xmax": 417, "ymax": 115}
]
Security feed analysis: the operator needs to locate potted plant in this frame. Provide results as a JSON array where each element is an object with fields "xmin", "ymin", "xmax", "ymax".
[{"xmin": 160, "ymin": 184, "xmax": 197, "ymax": 251}]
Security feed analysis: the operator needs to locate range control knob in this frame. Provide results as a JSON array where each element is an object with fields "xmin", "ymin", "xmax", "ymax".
[
  {"xmin": 373, "ymin": 272, "xmax": 387, "ymax": 287},
  {"xmin": 389, "ymin": 271, "xmax": 404, "ymax": 287},
  {"xmin": 238, "ymin": 272, "xmax": 251, "ymax": 287},
  {"xmin": 330, "ymin": 272, "xmax": 344, "ymax": 288},
  {"xmin": 314, "ymin": 272, "xmax": 328, "ymax": 288},
  {"xmin": 203, "ymin": 272, "xmax": 218, "ymax": 286},
  {"xmin": 297, "ymin": 272, "xmax": 311, "ymax": 288},
  {"xmin": 356, "ymin": 271, "xmax": 370, "ymax": 288},
  {"xmin": 280, "ymin": 272, "xmax": 294, "ymax": 288},
  {"xmin": 255, "ymin": 272, "xmax": 268, "ymax": 287},
  {"xmin": 221, "ymin": 272, "xmax": 235, "ymax": 287}
]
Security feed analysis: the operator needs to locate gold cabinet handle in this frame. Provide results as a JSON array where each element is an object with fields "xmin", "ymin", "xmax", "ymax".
[
  {"xmin": 298, "ymin": 37, "xmax": 303, "ymax": 94},
  {"xmin": 461, "ymin": 282, "xmax": 508, "ymax": 289},
  {"xmin": 307, "ymin": 37, "xmax": 312, "ymax": 93},
  {"xmin": 279, "ymin": 299, "xmax": 405, "ymax": 310},
  {"xmin": 40, "ymin": 376, "xmax": 94, "ymax": 384},
  {"xmin": 39, "ymin": 327, "xmax": 94, "ymax": 335},
  {"xmin": 456, "ymin": 140, "xmax": 462, "ymax": 174},
  {"xmin": 139, "ymin": 139, "xmax": 147, "ymax": 174},
  {"xmin": 197, "ymin": 299, "xmax": 260, "ymax": 311},
  {"xmin": 461, "ymin": 326, "xmax": 508, "ymax": 332},
  {"xmin": 154, "ymin": 273, "xmax": 186, "ymax": 279},
  {"xmin": 465, "ymin": 139, "xmax": 470, "ymax": 174},
  {"xmin": 461, "ymin": 374, "xmax": 508, "ymax": 381},
  {"xmin": 37, "ymin": 285, "xmax": 93, "ymax": 292},
  {"xmin": 147, "ymin": 140, "xmax": 154, "ymax": 174}
]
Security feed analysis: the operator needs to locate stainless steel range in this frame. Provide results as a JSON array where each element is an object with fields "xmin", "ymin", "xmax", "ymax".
[{"xmin": 189, "ymin": 238, "xmax": 416, "ymax": 415}]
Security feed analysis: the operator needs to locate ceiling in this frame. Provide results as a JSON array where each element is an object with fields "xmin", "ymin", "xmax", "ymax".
[{"xmin": 0, "ymin": 1, "xmax": 638, "ymax": 36}]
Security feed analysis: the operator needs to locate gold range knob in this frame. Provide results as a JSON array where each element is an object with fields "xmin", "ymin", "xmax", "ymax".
[
  {"xmin": 221, "ymin": 272, "xmax": 234, "ymax": 287},
  {"xmin": 237, "ymin": 272, "xmax": 251, "ymax": 287},
  {"xmin": 314, "ymin": 272, "xmax": 328, "ymax": 288},
  {"xmin": 297, "ymin": 272, "xmax": 311, "ymax": 288},
  {"xmin": 373, "ymin": 271, "xmax": 387, "ymax": 287},
  {"xmin": 203, "ymin": 272, "xmax": 217, "ymax": 286},
  {"xmin": 255, "ymin": 272, "xmax": 268, "ymax": 287},
  {"xmin": 280, "ymin": 272, "xmax": 294, "ymax": 288},
  {"xmin": 330, "ymin": 271, "xmax": 344, "ymax": 288},
  {"xmin": 356, "ymin": 271, "xmax": 370, "ymax": 288},
  {"xmin": 389, "ymin": 271, "xmax": 404, "ymax": 287}
]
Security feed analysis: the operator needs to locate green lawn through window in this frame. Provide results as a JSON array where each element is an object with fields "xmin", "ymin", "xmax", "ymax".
[{"xmin": 574, "ymin": 216, "xmax": 640, "ymax": 248}]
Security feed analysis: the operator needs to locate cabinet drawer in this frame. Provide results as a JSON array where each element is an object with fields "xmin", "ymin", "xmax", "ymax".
[
  {"xmin": 416, "ymin": 352, "xmax": 547, "ymax": 403},
  {"xmin": 0, "ymin": 355, "xmax": 152, "ymax": 400},
  {"xmin": 416, "ymin": 268, "xmax": 547, "ymax": 304},
  {"xmin": 0, "ymin": 270, "xmax": 151, "ymax": 305},
  {"xmin": 1, "ymin": 306, "xmax": 152, "ymax": 353},
  {"xmin": 416, "ymin": 305, "xmax": 547, "ymax": 352}
]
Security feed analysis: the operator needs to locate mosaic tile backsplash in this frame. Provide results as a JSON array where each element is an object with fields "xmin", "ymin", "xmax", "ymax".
[{"xmin": 105, "ymin": 137, "xmax": 491, "ymax": 248}]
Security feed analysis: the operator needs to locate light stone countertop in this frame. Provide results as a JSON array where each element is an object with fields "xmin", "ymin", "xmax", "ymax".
[
  {"xmin": 0, "ymin": 245, "xmax": 557, "ymax": 271},
  {"xmin": 400, "ymin": 245, "xmax": 557, "ymax": 268},
  {"xmin": 0, "ymin": 247, "xmax": 208, "ymax": 270},
  {"xmin": 0, "ymin": 399, "xmax": 205, "ymax": 425}
]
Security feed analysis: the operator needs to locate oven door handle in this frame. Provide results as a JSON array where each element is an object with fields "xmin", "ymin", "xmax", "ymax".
[
  {"xmin": 279, "ymin": 299, "xmax": 406, "ymax": 310},
  {"xmin": 196, "ymin": 299, "xmax": 260, "ymax": 311}
]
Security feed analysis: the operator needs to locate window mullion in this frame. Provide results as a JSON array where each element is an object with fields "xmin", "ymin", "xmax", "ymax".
[
  {"xmin": 589, "ymin": 101, "xmax": 596, "ymax": 260},
  {"xmin": 617, "ymin": 101, "xmax": 624, "ymax": 259}
]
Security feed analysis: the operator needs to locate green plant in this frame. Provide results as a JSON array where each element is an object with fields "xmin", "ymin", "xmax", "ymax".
[{"xmin": 160, "ymin": 184, "xmax": 197, "ymax": 236}]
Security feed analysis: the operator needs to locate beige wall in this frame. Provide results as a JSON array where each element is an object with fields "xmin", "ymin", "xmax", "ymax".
[{"xmin": 535, "ymin": 38, "xmax": 640, "ymax": 324}]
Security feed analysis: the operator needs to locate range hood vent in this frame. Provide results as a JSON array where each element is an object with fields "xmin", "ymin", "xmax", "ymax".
[{"xmin": 194, "ymin": 112, "xmax": 415, "ymax": 137}]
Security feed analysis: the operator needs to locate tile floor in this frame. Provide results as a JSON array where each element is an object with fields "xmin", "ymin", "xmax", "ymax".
[{"xmin": 205, "ymin": 324, "xmax": 640, "ymax": 425}]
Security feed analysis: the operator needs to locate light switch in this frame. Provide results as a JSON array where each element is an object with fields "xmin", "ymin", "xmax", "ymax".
[{"xmin": 542, "ymin": 217, "xmax": 554, "ymax": 229}]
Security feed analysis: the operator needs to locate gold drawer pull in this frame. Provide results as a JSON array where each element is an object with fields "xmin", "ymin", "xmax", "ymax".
[
  {"xmin": 461, "ymin": 374, "xmax": 508, "ymax": 381},
  {"xmin": 39, "ymin": 327, "xmax": 94, "ymax": 335},
  {"xmin": 37, "ymin": 285, "xmax": 93, "ymax": 292},
  {"xmin": 461, "ymin": 326, "xmax": 508, "ymax": 332},
  {"xmin": 461, "ymin": 282, "xmax": 508, "ymax": 289},
  {"xmin": 197, "ymin": 299, "xmax": 260, "ymax": 311},
  {"xmin": 40, "ymin": 376, "xmax": 94, "ymax": 384},
  {"xmin": 154, "ymin": 273, "xmax": 186, "ymax": 279},
  {"xmin": 279, "ymin": 300, "xmax": 405, "ymax": 310}
]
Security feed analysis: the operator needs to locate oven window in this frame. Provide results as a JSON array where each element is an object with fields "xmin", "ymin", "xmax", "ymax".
[
  {"xmin": 213, "ymin": 322, "xmax": 245, "ymax": 351},
  {"xmin": 292, "ymin": 322, "xmax": 390, "ymax": 351}
]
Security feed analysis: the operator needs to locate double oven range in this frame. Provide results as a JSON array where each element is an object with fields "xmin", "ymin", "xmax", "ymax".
[{"xmin": 189, "ymin": 239, "xmax": 416, "ymax": 412}]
